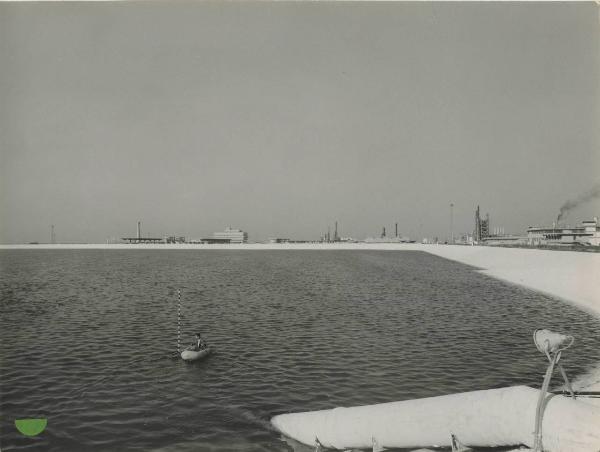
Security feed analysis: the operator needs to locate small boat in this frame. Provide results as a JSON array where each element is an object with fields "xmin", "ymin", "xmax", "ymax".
[{"xmin": 181, "ymin": 346, "xmax": 212, "ymax": 362}]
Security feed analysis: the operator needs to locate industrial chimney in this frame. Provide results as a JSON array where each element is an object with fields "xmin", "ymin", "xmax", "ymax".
[{"xmin": 137, "ymin": 221, "xmax": 141, "ymax": 240}]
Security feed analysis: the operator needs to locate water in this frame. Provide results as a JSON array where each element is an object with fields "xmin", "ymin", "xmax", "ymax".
[{"xmin": 1, "ymin": 250, "xmax": 599, "ymax": 451}]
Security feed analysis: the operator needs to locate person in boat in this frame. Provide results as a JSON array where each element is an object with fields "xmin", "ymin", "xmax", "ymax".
[{"xmin": 194, "ymin": 332, "xmax": 207, "ymax": 351}]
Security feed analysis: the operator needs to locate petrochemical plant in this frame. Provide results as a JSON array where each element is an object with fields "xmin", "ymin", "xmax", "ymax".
[
  {"xmin": 466, "ymin": 207, "xmax": 600, "ymax": 248},
  {"xmin": 115, "ymin": 210, "xmax": 600, "ymax": 248}
]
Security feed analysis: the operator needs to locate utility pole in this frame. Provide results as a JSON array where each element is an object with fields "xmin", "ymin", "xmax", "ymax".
[{"xmin": 450, "ymin": 203, "xmax": 454, "ymax": 244}]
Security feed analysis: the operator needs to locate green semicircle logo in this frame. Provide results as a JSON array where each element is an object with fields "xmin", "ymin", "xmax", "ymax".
[{"xmin": 15, "ymin": 418, "xmax": 47, "ymax": 436}]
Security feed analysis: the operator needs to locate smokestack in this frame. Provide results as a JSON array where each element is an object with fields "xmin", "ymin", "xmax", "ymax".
[
  {"xmin": 334, "ymin": 221, "xmax": 338, "ymax": 242},
  {"xmin": 382, "ymin": 227, "xmax": 386, "ymax": 238},
  {"xmin": 395, "ymin": 223, "xmax": 398, "ymax": 238},
  {"xmin": 137, "ymin": 221, "xmax": 141, "ymax": 240},
  {"xmin": 51, "ymin": 225, "xmax": 55, "ymax": 244}
]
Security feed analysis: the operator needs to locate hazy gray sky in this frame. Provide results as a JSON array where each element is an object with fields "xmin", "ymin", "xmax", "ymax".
[{"xmin": 1, "ymin": 2, "xmax": 599, "ymax": 243}]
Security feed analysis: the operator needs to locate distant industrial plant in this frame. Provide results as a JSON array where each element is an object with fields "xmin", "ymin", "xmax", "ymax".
[
  {"xmin": 116, "ymin": 212, "xmax": 600, "ymax": 248},
  {"xmin": 38, "ymin": 206, "xmax": 600, "ymax": 249},
  {"xmin": 465, "ymin": 207, "xmax": 600, "ymax": 248}
]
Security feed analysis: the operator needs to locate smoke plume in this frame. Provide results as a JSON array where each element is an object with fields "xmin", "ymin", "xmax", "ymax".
[{"xmin": 557, "ymin": 183, "xmax": 600, "ymax": 223}]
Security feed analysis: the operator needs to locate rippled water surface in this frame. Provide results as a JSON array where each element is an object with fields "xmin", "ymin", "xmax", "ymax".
[{"xmin": 1, "ymin": 250, "xmax": 600, "ymax": 451}]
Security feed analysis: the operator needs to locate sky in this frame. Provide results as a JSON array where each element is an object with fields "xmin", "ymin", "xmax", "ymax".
[{"xmin": 1, "ymin": 2, "xmax": 599, "ymax": 244}]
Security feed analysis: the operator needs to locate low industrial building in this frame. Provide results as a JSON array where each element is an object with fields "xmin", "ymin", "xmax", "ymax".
[
  {"xmin": 481, "ymin": 235, "xmax": 527, "ymax": 246},
  {"xmin": 165, "ymin": 236, "xmax": 186, "ymax": 244},
  {"xmin": 268, "ymin": 238, "xmax": 290, "ymax": 243},
  {"xmin": 527, "ymin": 218, "xmax": 600, "ymax": 246},
  {"xmin": 480, "ymin": 217, "xmax": 600, "ymax": 247},
  {"xmin": 121, "ymin": 237, "xmax": 165, "ymax": 244}
]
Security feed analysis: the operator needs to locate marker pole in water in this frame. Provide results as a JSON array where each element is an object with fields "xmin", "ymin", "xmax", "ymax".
[{"xmin": 177, "ymin": 289, "xmax": 181, "ymax": 353}]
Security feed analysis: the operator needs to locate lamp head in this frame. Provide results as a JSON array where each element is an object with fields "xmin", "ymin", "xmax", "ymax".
[{"xmin": 533, "ymin": 329, "xmax": 574, "ymax": 354}]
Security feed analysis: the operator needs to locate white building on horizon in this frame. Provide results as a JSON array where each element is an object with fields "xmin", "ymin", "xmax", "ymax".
[
  {"xmin": 527, "ymin": 217, "xmax": 600, "ymax": 246},
  {"xmin": 212, "ymin": 227, "xmax": 248, "ymax": 244}
]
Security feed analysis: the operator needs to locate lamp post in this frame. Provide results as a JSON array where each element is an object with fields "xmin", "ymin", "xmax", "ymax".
[{"xmin": 450, "ymin": 203, "xmax": 454, "ymax": 244}]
